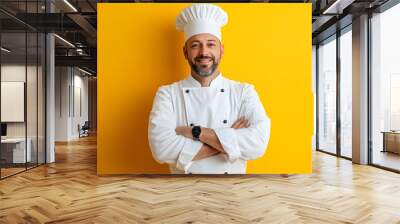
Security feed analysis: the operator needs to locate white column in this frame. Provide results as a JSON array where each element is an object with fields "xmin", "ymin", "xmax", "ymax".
[
  {"xmin": 46, "ymin": 32, "xmax": 55, "ymax": 163},
  {"xmin": 352, "ymin": 14, "xmax": 369, "ymax": 164}
]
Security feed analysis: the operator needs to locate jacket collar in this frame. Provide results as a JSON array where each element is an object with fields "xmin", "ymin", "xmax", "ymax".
[{"xmin": 183, "ymin": 73, "xmax": 223, "ymax": 88}]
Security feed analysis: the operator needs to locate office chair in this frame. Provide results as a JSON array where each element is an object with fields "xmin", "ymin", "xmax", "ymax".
[{"xmin": 79, "ymin": 121, "xmax": 90, "ymax": 138}]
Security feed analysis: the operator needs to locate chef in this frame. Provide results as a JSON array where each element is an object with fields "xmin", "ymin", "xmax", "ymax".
[{"xmin": 148, "ymin": 3, "xmax": 271, "ymax": 174}]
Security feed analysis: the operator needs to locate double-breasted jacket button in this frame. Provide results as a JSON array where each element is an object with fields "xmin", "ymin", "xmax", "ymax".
[
  {"xmin": 223, "ymin": 119, "xmax": 227, "ymax": 124},
  {"xmin": 190, "ymin": 123, "xmax": 194, "ymax": 127},
  {"xmin": 220, "ymin": 88, "xmax": 224, "ymax": 92},
  {"xmin": 185, "ymin": 89, "xmax": 190, "ymax": 93}
]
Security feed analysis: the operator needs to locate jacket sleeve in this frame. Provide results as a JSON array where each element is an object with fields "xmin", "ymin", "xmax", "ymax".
[
  {"xmin": 214, "ymin": 84, "xmax": 271, "ymax": 162},
  {"xmin": 148, "ymin": 86, "xmax": 203, "ymax": 172}
]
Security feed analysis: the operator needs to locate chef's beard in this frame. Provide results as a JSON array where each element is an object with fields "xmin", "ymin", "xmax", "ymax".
[{"xmin": 189, "ymin": 55, "xmax": 219, "ymax": 77}]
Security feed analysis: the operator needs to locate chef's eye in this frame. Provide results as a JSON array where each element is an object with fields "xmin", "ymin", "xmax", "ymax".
[
  {"xmin": 207, "ymin": 43, "xmax": 216, "ymax": 48},
  {"xmin": 191, "ymin": 43, "xmax": 200, "ymax": 48}
]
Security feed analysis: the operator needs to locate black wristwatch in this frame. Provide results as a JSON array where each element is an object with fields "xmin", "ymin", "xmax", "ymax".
[{"xmin": 192, "ymin": 126, "xmax": 201, "ymax": 141}]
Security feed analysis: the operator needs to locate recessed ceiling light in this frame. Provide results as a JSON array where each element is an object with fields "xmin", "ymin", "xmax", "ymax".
[
  {"xmin": 54, "ymin": 34, "xmax": 75, "ymax": 48},
  {"xmin": 322, "ymin": 0, "xmax": 355, "ymax": 15},
  {"xmin": 1, "ymin": 47, "xmax": 11, "ymax": 53},
  {"xmin": 63, "ymin": 0, "xmax": 78, "ymax": 12},
  {"xmin": 78, "ymin": 67, "xmax": 93, "ymax": 76}
]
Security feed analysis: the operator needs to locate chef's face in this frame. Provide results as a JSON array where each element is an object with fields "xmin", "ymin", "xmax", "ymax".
[{"xmin": 183, "ymin": 33, "xmax": 224, "ymax": 77}]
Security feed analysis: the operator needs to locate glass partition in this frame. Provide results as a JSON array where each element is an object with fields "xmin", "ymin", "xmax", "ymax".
[
  {"xmin": 1, "ymin": 30, "xmax": 28, "ymax": 177},
  {"xmin": 0, "ymin": 1, "xmax": 46, "ymax": 179}
]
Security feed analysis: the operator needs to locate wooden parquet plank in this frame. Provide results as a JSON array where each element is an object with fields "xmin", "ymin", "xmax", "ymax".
[{"xmin": 0, "ymin": 135, "xmax": 400, "ymax": 223}]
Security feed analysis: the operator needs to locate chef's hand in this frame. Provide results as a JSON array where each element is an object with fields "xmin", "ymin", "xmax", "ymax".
[
  {"xmin": 192, "ymin": 144, "xmax": 220, "ymax": 161},
  {"xmin": 231, "ymin": 117, "xmax": 250, "ymax": 129},
  {"xmin": 175, "ymin": 126, "xmax": 221, "ymax": 161}
]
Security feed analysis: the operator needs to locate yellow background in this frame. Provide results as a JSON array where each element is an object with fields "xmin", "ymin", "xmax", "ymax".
[{"xmin": 98, "ymin": 3, "xmax": 312, "ymax": 174}]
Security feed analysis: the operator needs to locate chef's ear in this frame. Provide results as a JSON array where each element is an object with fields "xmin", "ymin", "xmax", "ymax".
[
  {"xmin": 183, "ymin": 45, "xmax": 188, "ymax": 60},
  {"xmin": 220, "ymin": 44, "xmax": 224, "ymax": 58}
]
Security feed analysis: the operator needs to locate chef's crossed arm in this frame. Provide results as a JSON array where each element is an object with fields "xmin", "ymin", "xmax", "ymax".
[
  {"xmin": 149, "ymin": 84, "xmax": 271, "ymax": 172},
  {"xmin": 213, "ymin": 84, "xmax": 271, "ymax": 162},
  {"xmin": 175, "ymin": 84, "xmax": 271, "ymax": 163},
  {"xmin": 175, "ymin": 117, "xmax": 251, "ymax": 160}
]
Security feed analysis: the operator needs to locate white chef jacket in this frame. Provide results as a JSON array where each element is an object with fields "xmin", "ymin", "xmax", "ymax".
[{"xmin": 148, "ymin": 74, "xmax": 271, "ymax": 174}]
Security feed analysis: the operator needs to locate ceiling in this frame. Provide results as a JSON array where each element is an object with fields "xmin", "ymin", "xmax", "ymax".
[
  {"xmin": 0, "ymin": 0, "xmax": 97, "ymax": 74},
  {"xmin": 1, "ymin": 0, "xmax": 396, "ymax": 75},
  {"xmin": 311, "ymin": 0, "xmax": 390, "ymax": 44}
]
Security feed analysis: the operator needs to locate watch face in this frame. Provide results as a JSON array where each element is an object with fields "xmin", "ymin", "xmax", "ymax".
[{"xmin": 192, "ymin": 126, "xmax": 201, "ymax": 138}]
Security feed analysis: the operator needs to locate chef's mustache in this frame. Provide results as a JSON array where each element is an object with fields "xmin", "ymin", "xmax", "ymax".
[{"xmin": 194, "ymin": 55, "xmax": 215, "ymax": 62}]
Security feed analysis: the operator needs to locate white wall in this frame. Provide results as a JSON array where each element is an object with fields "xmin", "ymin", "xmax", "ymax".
[
  {"xmin": 73, "ymin": 72, "xmax": 89, "ymax": 137},
  {"xmin": 55, "ymin": 67, "xmax": 89, "ymax": 141},
  {"xmin": 55, "ymin": 66, "xmax": 69, "ymax": 141},
  {"xmin": 1, "ymin": 65, "xmax": 39, "ymax": 138},
  {"xmin": 1, "ymin": 63, "xmax": 46, "ymax": 164}
]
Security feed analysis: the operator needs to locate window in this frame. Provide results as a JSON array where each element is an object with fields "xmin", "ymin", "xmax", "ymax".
[
  {"xmin": 339, "ymin": 28, "xmax": 352, "ymax": 158},
  {"xmin": 318, "ymin": 35, "xmax": 337, "ymax": 154},
  {"xmin": 371, "ymin": 2, "xmax": 400, "ymax": 171}
]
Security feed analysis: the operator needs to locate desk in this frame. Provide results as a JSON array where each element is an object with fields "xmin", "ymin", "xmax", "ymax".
[
  {"xmin": 382, "ymin": 131, "xmax": 400, "ymax": 154},
  {"xmin": 1, "ymin": 138, "xmax": 31, "ymax": 163}
]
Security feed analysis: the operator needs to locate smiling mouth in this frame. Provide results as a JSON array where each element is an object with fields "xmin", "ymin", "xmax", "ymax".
[{"xmin": 196, "ymin": 58, "xmax": 212, "ymax": 65}]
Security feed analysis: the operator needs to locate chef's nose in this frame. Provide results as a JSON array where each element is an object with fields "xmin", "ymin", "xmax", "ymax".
[{"xmin": 199, "ymin": 45, "xmax": 209, "ymax": 55}]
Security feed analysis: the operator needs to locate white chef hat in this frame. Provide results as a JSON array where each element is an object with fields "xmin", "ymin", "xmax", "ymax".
[{"xmin": 176, "ymin": 4, "xmax": 228, "ymax": 42}]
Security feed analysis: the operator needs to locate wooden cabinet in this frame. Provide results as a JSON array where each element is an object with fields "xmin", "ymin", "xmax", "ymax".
[{"xmin": 382, "ymin": 132, "xmax": 400, "ymax": 154}]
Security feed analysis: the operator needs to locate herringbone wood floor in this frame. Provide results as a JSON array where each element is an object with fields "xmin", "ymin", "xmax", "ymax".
[{"xmin": 1, "ymin": 135, "xmax": 400, "ymax": 224}]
